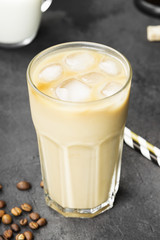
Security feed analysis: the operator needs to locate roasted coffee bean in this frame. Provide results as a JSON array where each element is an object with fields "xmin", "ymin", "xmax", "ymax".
[
  {"xmin": 11, "ymin": 207, "xmax": 22, "ymax": 216},
  {"xmin": 37, "ymin": 218, "xmax": 47, "ymax": 227},
  {"xmin": 11, "ymin": 223, "xmax": 20, "ymax": 233},
  {"xmin": 0, "ymin": 235, "xmax": 6, "ymax": 240},
  {"xmin": 40, "ymin": 181, "xmax": 44, "ymax": 188},
  {"xmin": 29, "ymin": 212, "xmax": 40, "ymax": 221},
  {"xmin": 19, "ymin": 218, "xmax": 28, "ymax": 226},
  {"xmin": 0, "ymin": 184, "xmax": 2, "ymax": 190},
  {"xmin": 3, "ymin": 229, "xmax": 13, "ymax": 239},
  {"xmin": 17, "ymin": 181, "xmax": 31, "ymax": 191},
  {"xmin": 29, "ymin": 221, "xmax": 39, "ymax": 230},
  {"xmin": 2, "ymin": 214, "xmax": 12, "ymax": 224},
  {"xmin": 21, "ymin": 203, "xmax": 32, "ymax": 212},
  {"xmin": 0, "ymin": 200, "xmax": 6, "ymax": 208},
  {"xmin": 15, "ymin": 234, "xmax": 25, "ymax": 240},
  {"xmin": 24, "ymin": 231, "xmax": 33, "ymax": 240},
  {"xmin": 0, "ymin": 210, "xmax": 5, "ymax": 218}
]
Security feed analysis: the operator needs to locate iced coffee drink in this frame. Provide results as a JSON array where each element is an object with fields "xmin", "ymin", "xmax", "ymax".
[{"xmin": 27, "ymin": 42, "xmax": 132, "ymax": 218}]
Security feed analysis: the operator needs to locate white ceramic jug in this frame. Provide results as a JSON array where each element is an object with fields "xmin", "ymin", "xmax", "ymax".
[{"xmin": 0, "ymin": 0, "xmax": 52, "ymax": 47}]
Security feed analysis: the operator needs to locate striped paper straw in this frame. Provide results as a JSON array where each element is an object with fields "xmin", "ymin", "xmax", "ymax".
[{"xmin": 124, "ymin": 127, "xmax": 160, "ymax": 166}]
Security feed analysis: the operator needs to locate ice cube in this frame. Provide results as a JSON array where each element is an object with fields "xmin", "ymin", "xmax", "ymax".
[
  {"xmin": 99, "ymin": 59, "xmax": 121, "ymax": 75},
  {"xmin": 101, "ymin": 82, "xmax": 123, "ymax": 97},
  {"xmin": 55, "ymin": 79, "xmax": 91, "ymax": 102},
  {"xmin": 55, "ymin": 87, "xmax": 69, "ymax": 101},
  {"xmin": 81, "ymin": 72, "xmax": 106, "ymax": 85},
  {"xmin": 39, "ymin": 64, "xmax": 62, "ymax": 82},
  {"xmin": 65, "ymin": 52, "xmax": 94, "ymax": 71}
]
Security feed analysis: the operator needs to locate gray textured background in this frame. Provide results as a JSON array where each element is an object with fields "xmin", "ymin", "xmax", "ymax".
[{"xmin": 0, "ymin": 0, "xmax": 160, "ymax": 239}]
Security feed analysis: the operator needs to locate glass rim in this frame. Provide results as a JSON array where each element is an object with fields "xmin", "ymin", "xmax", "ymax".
[{"xmin": 27, "ymin": 41, "xmax": 132, "ymax": 105}]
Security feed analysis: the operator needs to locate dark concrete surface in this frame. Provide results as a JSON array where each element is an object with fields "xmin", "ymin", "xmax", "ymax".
[{"xmin": 0, "ymin": 0, "xmax": 160, "ymax": 239}]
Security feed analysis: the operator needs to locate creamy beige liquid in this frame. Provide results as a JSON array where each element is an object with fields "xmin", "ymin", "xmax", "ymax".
[{"xmin": 28, "ymin": 45, "xmax": 131, "ymax": 217}]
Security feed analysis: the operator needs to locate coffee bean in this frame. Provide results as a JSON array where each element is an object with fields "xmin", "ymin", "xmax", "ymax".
[
  {"xmin": 0, "ymin": 235, "xmax": 6, "ymax": 240},
  {"xmin": 11, "ymin": 207, "xmax": 22, "ymax": 216},
  {"xmin": 17, "ymin": 181, "xmax": 31, "ymax": 191},
  {"xmin": 19, "ymin": 218, "xmax": 28, "ymax": 226},
  {"xmin": 15, "ymin": 234, "xmax": 25, "ymax": 240},
  {"xmin": 21, "ymin": 203, "xmax": 32, "ymax": 212},
  {"xmin": 24, "ymin": 231, "xmax": 33, "ymax": 240},
  {"xmin": 2, "ymin": 214, "xmax": 12, "ymax": 224},
  {"xmin": 0, "ymin": 200, "xmax": 6, "ymax": 209},
  {"xmin": 0, "ymin": 210, "xmax": 5, "ymax": 218},
  {"xmin": 3, "ymin": 229, "xmax": 13, "ymax": 239},
  {"xmin": 37, "ymin": 218, "xmax": 47, "ymax": 227},
  {"xmin": 11, "ymin": 223, "xmax": 20, "ymax": 233},
  {"xmin": 29, "ymin": 221, "xmax": 39, "ymax": 230},
  {"xmin": 29, "ymin": 212, "xmax": 40, "ymax": 221},
  {"xmin": 40, "ymin": 181, "xmax": 44, "ymax": 188},
  {"xmin": 0, "ymin": 184, "xmax": 2, "ymax": 190}
]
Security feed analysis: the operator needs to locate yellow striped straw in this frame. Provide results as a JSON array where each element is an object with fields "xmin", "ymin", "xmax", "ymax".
[{"xmin": 124, "ymin": 127, "xmax": 160, "ymax": 166}]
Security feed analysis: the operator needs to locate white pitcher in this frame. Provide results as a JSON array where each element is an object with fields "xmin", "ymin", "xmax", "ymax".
[{"xmin": 0, "ymin": 0, "xmax": 52, "ymax": 47}]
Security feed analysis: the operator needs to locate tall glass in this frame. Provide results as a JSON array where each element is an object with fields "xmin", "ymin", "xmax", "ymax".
[{"xmin": 27, "ymin": 42, "xmax": 132, "ymax": 218}]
